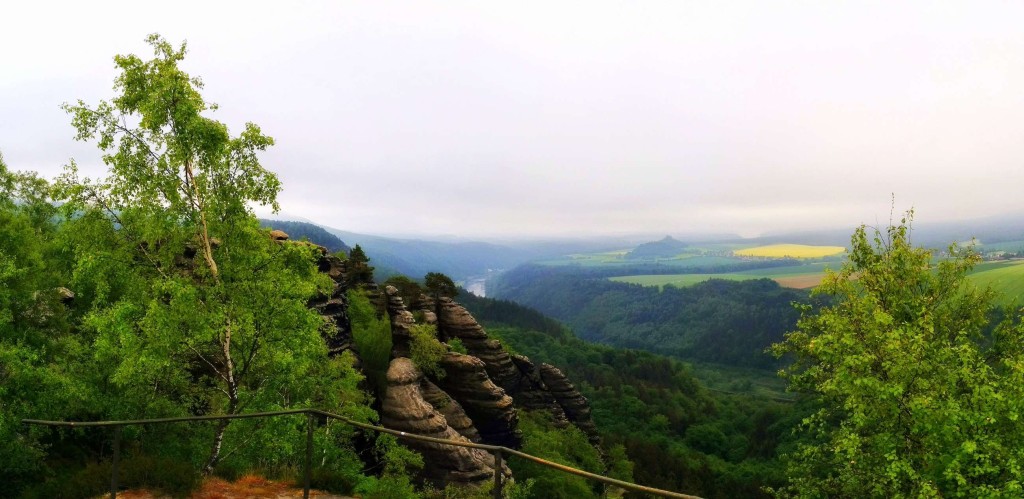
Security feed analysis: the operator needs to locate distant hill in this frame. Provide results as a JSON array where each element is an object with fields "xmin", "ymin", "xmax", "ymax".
[
  {"xmin": 625, "ymin": 236, "xmax": 689, "ymax": 259},
  {"xmin": 258, "ymin": 219, "xmax": 351, "ymax": 254},
  {"xmin": 322, "ymin": 228, "xmax": 534, "ymax": 280}
]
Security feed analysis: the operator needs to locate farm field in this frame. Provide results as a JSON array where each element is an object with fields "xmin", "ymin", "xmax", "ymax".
[
  {"xmin": 968, "ymin": 260, "xmax": 1024, "ymax": 305},
  {"xmin": 734, "ymin": 243, "xmax": 846, "ymax": 258},
  {"xmin": 610, "ymin": 262, "xmax": 834, "ymax": 290},
  {"xmin": 610, "ymin": 273, "xmax": 755, "ymax": 287},
  {"xmin": 612, "ymin": 258, "xmax": 1024, "ymax": 298}
]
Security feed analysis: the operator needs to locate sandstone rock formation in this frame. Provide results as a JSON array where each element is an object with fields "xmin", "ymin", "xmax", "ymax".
[
  {"xmin": 540, "ymin": 363, "xmax": 602, "ymax": 447},
  {"xmin": 381, "ymin": 358, "xmax": 506, "ymax": 486},
  {"xmin": 435, "ymin": 298, "xmax": 592, "ymax": 431},
  {"xmin": 384, "ymin": 285, "xmax": 416, "ymax": 358},
  {"xmin": 420, "ymin": 378, "xmax": 480, "ymax": 443},
  {"xmin": 435, "ymin": 352, "xmax": 522, "ymax": 448},
  {"xmin": 309, "ymin": 251, "xmax": 356, "ymax": 358},
  {"xmin": 508, "ymin": 354, "xmax": 570, "ymax": 426},
  {"xmin": 434, "ymin": 297, "xmax": 524, "ymax": 391},
  {"xmin": 303, "ymin": 253, "xmax": 603, "ymax": 489}
]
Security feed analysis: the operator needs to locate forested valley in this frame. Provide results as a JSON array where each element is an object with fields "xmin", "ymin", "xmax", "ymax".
[
  {"xmin": 457, "ymin": 293, "xmax": 809, "ymax": 496},
  {"xmin": 490, "ymin": 266, "xmax": 815, "ymax": 369}
]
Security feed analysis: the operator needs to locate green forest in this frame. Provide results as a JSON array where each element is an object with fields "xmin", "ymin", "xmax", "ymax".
[
  {"xmin": 491, "ymin": 267, "xmax": 815, "ymax": 369},
  {"xmin": 6, "ymin": 34, "xmax": 1024, "ymax": 499}
]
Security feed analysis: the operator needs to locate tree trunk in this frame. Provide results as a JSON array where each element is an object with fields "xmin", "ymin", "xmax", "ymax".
[
  {"xmin": 183, "ymin": 159, "xmax": 219, "ymax": 279},
  {"xmin": 203, "ymin": 318, "xmax": 238, "ymax": 474}
]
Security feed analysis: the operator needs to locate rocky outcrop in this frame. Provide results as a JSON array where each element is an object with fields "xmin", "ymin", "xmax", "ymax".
[
  {"xmin": 411, "ymin": 294, "xmax": 438, "ymax": 327},
  {"xmin": 302, "ymin": 253, "xmax": 603, "ymax": 488},
  {"xmin": 539, "ymin": 363, "xmax": 601, "ymax": 447},
  {"xmin": 435, "ymin": 298, "xmax": 524, "ymax": 392},
  {"xmin": 420, "ymin": 379, "xmax": 480, "ymax": 443},
  {"xmin": 508, "ymin": 355, "xmax": 570, "ymax": 426},
  {"xmin": 384, "ymin": 286, "xmax": 416, "ymax": 358},
  {"xmin": 309, "ymin": 251, "xmax": 356, "ymax": 358},
  {"xmin": 434, "ymin": 299, "xmax": 575, "ymax": 425},
  {"xmin": 381, "ymin": 358, "xmax": 506, "ymax": 486},
  {"xmin": 435, "ymin": 353, "xmax": 522, "ymax": 448}
]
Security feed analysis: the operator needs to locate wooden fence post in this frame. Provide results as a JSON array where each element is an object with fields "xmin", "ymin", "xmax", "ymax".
[
  {"xmin": 110, "ymin": 425, "xmax": 121, "ymax": 499},
  {"xmin": 305, "ymin": 412, "xmax": 313, "ymax": 499}
]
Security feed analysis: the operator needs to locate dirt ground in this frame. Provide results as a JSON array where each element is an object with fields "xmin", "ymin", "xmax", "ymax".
[{"xmin": 114, "ymin": 475, "xmax": 352, "ymax": 499}]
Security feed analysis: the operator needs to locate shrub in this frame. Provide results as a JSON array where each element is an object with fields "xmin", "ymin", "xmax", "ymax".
[{"xmin": 410, "ymin": 324, "xmax": 447, "ymax": 380}]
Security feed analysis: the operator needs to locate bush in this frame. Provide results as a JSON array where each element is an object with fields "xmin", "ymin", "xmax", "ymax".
[
  {"xmin": 447, "ymin": 337, "xmax": 468, "ymax": 354},
  {"xmin": 410, "ymin": 324, "xmax": 447, "ymax": 379},
  {"xmin": 349, "ymin": 289, "xmax": 393, "ymax": 394}
]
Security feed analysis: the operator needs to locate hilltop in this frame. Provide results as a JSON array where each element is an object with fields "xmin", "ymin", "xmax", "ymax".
[{"xmin": 624, "ymin": 235, "xmax": 689, "ymax": 259}]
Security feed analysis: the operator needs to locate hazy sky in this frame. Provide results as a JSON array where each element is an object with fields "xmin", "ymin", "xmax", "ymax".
[{"xmin": 3, "ymin": 1, "xmax": 1023, "ymax": 237}]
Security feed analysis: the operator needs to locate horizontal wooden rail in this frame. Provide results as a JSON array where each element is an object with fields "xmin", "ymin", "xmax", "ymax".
[{"xmin": 24, "ymin": 408, "xmax": 702, "ymax": 499}]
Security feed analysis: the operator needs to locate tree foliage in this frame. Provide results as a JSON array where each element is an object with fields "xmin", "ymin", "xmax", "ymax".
[
  {"xmin": 424, "ymin": 272, "xmax": 458, "ymax": 299},
  {"xmin": 346, "ymin": 244, "xmax": 375, "ymax": 286},
  {"xmin": 0, "ymin": 153, "xmax": 97, "ymax": 490},
  {"xmin": 460, "ymin": 292, "xmax": 798, "ymax": 498},
  {"xmin": 772, "ymin": 213, "xmax": 1024, "ymax": 497},
  {"xmin": 52, "ymin": 34, "xmax": 357, "ymax": 475},
  {"xmin": 409, "ymin": 324, "xmax": 447, "ymax": 380},
  {"xmin": 492, "ymin": 266, "xmax": 809, "ymax": 368}
]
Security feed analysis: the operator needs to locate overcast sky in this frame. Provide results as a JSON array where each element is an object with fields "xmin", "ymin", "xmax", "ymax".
[{"xmin": 3, "ymin": 1, "xmax": 1023, "ymax": 238}]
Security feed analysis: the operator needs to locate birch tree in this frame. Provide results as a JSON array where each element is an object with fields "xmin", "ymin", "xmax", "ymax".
[{"xmin": 58, "ymin": 34, "xmax": 333, "ymax": 473}]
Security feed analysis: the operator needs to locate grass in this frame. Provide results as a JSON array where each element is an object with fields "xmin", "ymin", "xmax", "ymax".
[
  {"xmin": 610, "ymin": 274, "xmax": 755, "ymax": 287},
  {"xmin": 611, "ymin": 262, "xmax": 836, "ymax": 290},
  {"xmin": 968, "ymin": 260, "xmax": 1024, "ymax": 305},
  {"xmin": 686, "ymin": 362, "xmax": 795, "ymax": 402},
  {"xmin": 734, "ymin": 244, "xmax": 845, "ymax": 259}
]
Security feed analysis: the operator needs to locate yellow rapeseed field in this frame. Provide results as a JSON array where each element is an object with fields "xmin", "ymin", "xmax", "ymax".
[{"xmin": 734, "ymin": 244, "xmax": 845, "ymax": 259}]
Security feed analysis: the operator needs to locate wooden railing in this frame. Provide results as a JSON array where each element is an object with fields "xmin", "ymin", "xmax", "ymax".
[{"xmin": 24, "ymin": 408, "xmax": 702, "ymax": 499}]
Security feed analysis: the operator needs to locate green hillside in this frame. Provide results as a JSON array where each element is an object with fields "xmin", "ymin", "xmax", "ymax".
[{"xmin": 969, "ymin": 260, "xmax": 1024, "ymax": 305}]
